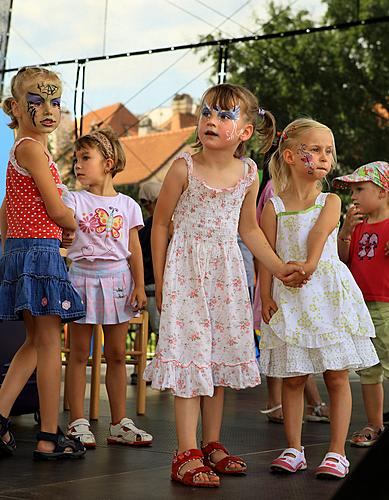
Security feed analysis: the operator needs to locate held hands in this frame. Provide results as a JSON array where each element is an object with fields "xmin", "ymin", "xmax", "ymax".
[
  {"xmin": 130, "ymin": 286, "xmax": 147, "ymax": 312},
  {"xmin": 261, "ymin": 296, "xmax": 278, "ymax": 324},
  {"xmin": 275, "ymin": 262, "xmax": 309, "ymax": 288},
  {"xmin": 62, "ymin": 230, "xmax": 75, "ymax": 248}
]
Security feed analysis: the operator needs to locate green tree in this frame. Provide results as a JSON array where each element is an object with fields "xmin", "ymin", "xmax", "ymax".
[{"xmin": 201, "ymin": 0, "xmax": 389, "ymax": 176}]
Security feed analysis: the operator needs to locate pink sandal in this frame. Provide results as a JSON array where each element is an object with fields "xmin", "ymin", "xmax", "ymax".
[
  {"xmin": 315, "ymin": 452, "xmax": 349, "ymax": 479},
  {"xmin": 270, "ymin": 447, "xmax": 307, "ymax": 473}
]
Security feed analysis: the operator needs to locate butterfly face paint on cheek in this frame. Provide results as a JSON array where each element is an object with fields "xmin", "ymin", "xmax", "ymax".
[
  {"xmin": 215, "ymin": 104, "xmax": 241, "ymax": 141},
  {"xmin": 297, "ymin": 144, "xmax": 315, "ymax": 174}
]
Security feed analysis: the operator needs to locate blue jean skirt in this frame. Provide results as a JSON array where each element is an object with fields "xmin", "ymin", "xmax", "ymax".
[{"xmin": 0, "ymin": 238, "xmax": 85, "ymax": 322}]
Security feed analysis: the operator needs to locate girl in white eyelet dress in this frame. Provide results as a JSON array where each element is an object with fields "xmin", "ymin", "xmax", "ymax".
[
  {"xmin": 260, "ymin": 118, "xmax": 378, "ymax": 480},
  {"xmin": 144, "ymin": 83, "xmax": 307, "ymax": 488}
]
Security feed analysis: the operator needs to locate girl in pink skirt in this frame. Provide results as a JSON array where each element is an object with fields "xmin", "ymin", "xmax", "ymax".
[{"xmin": 64, "ymin": 128, "xmax": 152, "ymax": 449}]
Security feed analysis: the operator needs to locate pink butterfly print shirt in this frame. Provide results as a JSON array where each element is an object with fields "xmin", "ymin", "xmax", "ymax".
[{"xmin": 63, "ymin": 190, "xmax": 143, "ymax": 261}]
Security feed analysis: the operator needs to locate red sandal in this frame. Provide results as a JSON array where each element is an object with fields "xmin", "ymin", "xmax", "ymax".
[
  {"xmin": 201, "ymin": 441, "xmax": 247, "ymax": 474},
  {"xmin": 171, "ymin": 448, "xmax": 220, "ymax": 487}
]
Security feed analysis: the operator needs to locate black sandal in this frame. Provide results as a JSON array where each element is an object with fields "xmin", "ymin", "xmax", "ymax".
[
  {"xmin": 33, "ymin": 428, "xmax": 86, "ymax": 461},
  {"xmin": 0, "ymin": 413, "xmax": 16, "ymax": 456}
]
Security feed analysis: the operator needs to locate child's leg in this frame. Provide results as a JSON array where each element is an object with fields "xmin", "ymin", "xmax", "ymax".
[
  {"xmin": 67, "ymin": 323, "xmax": 93, "ymax": 422},
  {"xmin": 174, "ymin": 395, "xmax": 219, "ymax": 484},
  {"xmin": 282, "ymin": 375, "xmax": 309, "ymax": 450},
  {"xmin": 30, "ymin": 313, "xmax": 62, "ymax": 452},
  {"xmin": 361, "ymin": 383, "xmax": 384, "ymax": 427},
  {"xmin": 102, "ymin": 322, "xmax": 128, "ymax": 424},
  {"xmin": 323, "ymin": 370, "xmax": 352, "ymax": 456},
  {"xmin": 0, "ymin": 315, "xmax": 36, "ymax": 418},
  {"xmin": 201, "ymin": 387, "xmax": 245, "ymax": 472},
  {"xmin": 201, "ymin": 386, "xmax": 224, "ymax": 444},
  {"xmin": 305, "ymin": 375, "xmax": 330, "ymax": 421}
]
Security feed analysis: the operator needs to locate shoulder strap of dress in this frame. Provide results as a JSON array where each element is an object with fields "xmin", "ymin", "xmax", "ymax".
[
  {"xmin": 175, "ymin": 151, "xmax": 193, "ymax": 175},
  {"xmin": 315, "ymin": 192, "xmax": 329, "ymax": 206},
  {"xmin": 269, "ymin": 196, "xmax": 285, "ymax": 215},
  {"xmin": 242, "ymin": 157, "xmax": 258, "ymax": 186}
]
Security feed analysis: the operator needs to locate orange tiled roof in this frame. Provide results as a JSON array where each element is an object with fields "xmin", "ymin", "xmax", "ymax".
[
  {"xmin": 82, "ymin": 103, "xmax": 138, "ymax": 136},
  {"xmin": 114, "ymin": 126, "xmax": 196, "ymax": 185},
  {"xmin": 160, "ymin": 112, "xmax": 197, "ymax": 131}
]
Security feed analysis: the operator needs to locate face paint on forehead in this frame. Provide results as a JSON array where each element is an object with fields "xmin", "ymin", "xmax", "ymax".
[
  {"xmin": 37, "ymin": 81, "xmax": 60, "ymax": 97},
  {"xmin": 215, "ymin": 104, "xmax": 240, "ymax": 121},
  {"xmin": 297, "ymin": 144, "xmax": 315, "ymax": 174}
]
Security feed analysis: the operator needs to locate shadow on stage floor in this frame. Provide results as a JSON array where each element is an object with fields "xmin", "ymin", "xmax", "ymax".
[{"xmin": 0, "ymin": 374, "xmax": 384, "ymax": 500}]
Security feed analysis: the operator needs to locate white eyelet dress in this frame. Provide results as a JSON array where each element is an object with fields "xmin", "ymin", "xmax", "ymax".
[
  {"xmin": 144, "ymin": 152, "xmax": 261, "ymax": 397},
  {"xmin": 260, "ymin": 193, "xmax": 379, "ymax": 378}
]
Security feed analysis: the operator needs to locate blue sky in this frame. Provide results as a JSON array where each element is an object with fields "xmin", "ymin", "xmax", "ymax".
[{"xmin": 4, "ymin": 0, "xmax": 326, "ymax": 117}]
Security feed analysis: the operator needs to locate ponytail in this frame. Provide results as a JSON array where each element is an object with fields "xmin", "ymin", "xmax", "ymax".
[{"xmin": 2, "ymin": 97, "xmax": 18, "ymax": 129}]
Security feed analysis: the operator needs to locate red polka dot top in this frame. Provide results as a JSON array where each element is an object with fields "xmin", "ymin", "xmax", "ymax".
[{"xmin": 6, "ymin": 137, "xmax": 64, "ymax": 240}]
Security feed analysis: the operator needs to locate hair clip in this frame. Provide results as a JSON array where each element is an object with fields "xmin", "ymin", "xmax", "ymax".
[
  {"xmin": 280, "ymin": 131, "xmax": 288, "ymax": 142},
  {"xmin": 258, "ymin": 107, "xmax": 266, "ymax": 117}
]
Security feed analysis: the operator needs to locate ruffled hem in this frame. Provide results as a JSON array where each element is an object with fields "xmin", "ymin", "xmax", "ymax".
[
  {"xmin": 259, "ymin": 336, "xmax": 379, "ymax": 378},
  {"xmin": 0, "ymin": 275, "xmax": 85, "ymax": 322},
  {"xmin": 0, "ymin": 241, "xmax": 85, "ymax": 323},
  {"xmin": 144, "ymin": 356, "xmax": 261, "ymax": 397}
]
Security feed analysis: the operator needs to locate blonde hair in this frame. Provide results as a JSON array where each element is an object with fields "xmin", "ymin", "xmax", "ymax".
[
  {"xmin": 269, "ymin": 118, "xmax": 337, "ymax": 194},
  {"xmin": 193, "ymin": 83, "xmax": 276, "ymax": 157},
  {"xmin": 2, "ymin": 66, "xmax": 62, "ymax": 129},
  {"xmin": 74, "ymin": 127, "xmax": 126, "ymax": 178}
]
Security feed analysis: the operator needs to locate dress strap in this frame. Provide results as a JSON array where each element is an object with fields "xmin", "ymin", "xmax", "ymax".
[
  {"xmin": 269, "ymin": 196, "xmax": 285, "ymax": 215},
  {"xmin": 315, "ymin": 192, "xmax": 329, "ymax": 207},
  {"xmin": 175, "ymin": 151, "xmax": 193, "ymax": 175},
  {"xmin": 241, "ymin": 157, "xmax": 258, "ymax": 188}
]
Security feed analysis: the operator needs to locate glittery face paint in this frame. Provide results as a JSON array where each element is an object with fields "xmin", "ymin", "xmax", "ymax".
[
  {"xmin": 200, "ymin": 102, "xmax": 242, "ymax": 142},
  {"xmin": 23, "ymin": 80, "xmax": 61, "ymax": 129},
  {"xmin": 297, "ymin": 143, "xmax": 315, "ymax": 174}
]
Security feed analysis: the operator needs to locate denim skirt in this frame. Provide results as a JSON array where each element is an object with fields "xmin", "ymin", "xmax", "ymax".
[{"xmin": 0, "ymin": 238, "xmax": 85, "ymax": 322}]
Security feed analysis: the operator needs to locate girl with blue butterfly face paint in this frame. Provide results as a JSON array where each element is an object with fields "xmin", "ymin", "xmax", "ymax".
[{"xmin": 144, "ymin": 83, "xmax": 308, "ymax": 488}]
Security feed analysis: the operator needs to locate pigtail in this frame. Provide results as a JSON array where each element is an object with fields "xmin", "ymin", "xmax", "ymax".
[
  {"xmin": 1, "ymin": 97, "xmax": 18, "ymax": 129},
  {"xmin": 256, "ymin": 110, "xmax": 276, "ymax": 154},
  {"xmin": 269, "ymin": 148, "xmax": 285, "ymax": 194}
]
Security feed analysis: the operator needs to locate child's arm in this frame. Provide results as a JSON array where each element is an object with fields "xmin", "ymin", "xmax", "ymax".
[
  {"xmin": 259, "ymin": 201, "xmax": 279, "ymax": 323},
  {"xmin": 16, "ymin": 141, "xmax": 76, "ymax": 231},
  {"xmin": 151, "ymin": 158, "xmax": 187, "ymax": 310},
  {"xmin": 338, "ymin": 204, "xmax": 364, "ymax": 263},
  {"xmin": 128, "ymin": 227, "xmax": 147, "ymax": 311},
  {"xmin": 239, "ymin": 176, "xmax": 305, "ymax": 286},
  {"xmin": 304, "ymin": 193, "xmax": 342, "ymax": 272},
  {"xmin": 0, "ymin": 198, "xmax": 7, "ymax": 253}
]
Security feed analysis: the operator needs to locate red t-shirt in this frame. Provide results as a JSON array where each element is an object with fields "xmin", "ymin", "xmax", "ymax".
[
  {"xmin": 6, "ymin": 137, "xmax": 63, "ymax": 240},
  {"xmin": 348, "ymin": 218, "xmax": 389, "ymax": 302}
]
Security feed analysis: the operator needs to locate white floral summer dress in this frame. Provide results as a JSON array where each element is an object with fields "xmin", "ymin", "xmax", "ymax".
[
  {"xmin": 144, "ymin": 152, "xmax": 261, "ymax": 397},
  {"xmin": 260, "ymin": 193, "xmax": 379, "ymax": 378}
]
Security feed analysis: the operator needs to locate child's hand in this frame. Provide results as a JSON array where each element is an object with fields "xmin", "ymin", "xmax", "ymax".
[
  {"xmin": 130, "ymin": 287, "xmax": 147, "ymax": 311},
  {"xmin": 385, "ymin": 240, "xmax": 389, "ymax": 256},
  {"xmin": 341, "ymin": 204, "xmax": 364, "ymax": 236},
  {"xmin": 62, "ymin": 230, "xmax": 75, "ymax": 248},
  {"xmin": 276, "ymin": 262, "xmax": 306, "ymax": 288},
  {"xmin": 261, "ymin": 297, "xmax": 278, "ymax": 324}
]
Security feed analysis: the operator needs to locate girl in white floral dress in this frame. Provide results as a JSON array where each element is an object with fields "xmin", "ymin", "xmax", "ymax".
[
  {"xmin": 144, "ymin": 84, "xmax": 306, "ymax": 488},
  {"xmin": 259, "ymin": 118, "xmax": 379, "ymax": 480}
]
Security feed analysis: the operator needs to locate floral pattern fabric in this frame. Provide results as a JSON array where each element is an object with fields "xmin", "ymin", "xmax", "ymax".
[
  {"xmin": 260, "ymin": 193, "xmax": 379, "ymax": 377},
  {"xmin": 144, "ymin": 152, "xmax": 261, "ymax": 397}
]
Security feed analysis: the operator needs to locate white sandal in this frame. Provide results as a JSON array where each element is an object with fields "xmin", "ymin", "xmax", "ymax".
[
  {"xmin": 67, "ymin": 418, "xmax": 96, "ymax": 449},
  {"xmin": 315, "ymin": 452, "xmax": 349, "ymax": 479},
  {"xmin": 270, "ymin": 447, "xmax": 307, "ymax": 473},
  {"xmin": 107, "ymin": 417, "xmax": 153, "ymax": 446}
]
